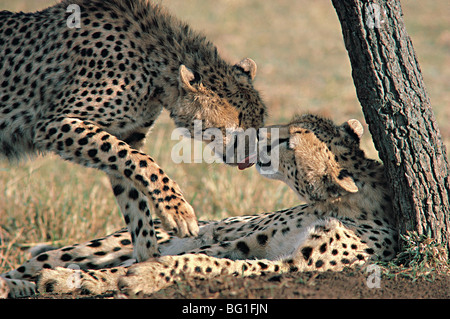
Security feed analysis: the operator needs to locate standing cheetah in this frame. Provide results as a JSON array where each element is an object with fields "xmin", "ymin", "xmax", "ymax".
[
  {"xmin": 0, "ymin": 0, "xmax": 266, "ymax": 262},
  {"xmin": 1, "ymin": 114, "xmax": 398, "ymax": 298}
]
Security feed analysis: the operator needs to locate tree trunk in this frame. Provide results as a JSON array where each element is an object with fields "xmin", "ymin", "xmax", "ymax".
[{"xmin": 331, "ymin": 0, "xmax": 450, "ymax": 254}]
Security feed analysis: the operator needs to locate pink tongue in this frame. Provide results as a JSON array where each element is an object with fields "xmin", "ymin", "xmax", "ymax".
[{"xmin": 238, "ymin": 154, "xmax": 257, "ymax": 170}]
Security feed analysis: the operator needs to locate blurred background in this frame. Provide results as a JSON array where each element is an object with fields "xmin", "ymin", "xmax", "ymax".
[{"xmin": 1, "ymin": 0, "xmax": 449, "ymax": 272}]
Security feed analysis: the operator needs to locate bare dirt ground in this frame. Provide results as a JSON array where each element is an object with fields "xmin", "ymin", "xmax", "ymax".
[
  {"xmin": 22, "ymin": 268, "xmax": 450, "ymax": 299},
  {"xmin": 157, "ymin": 270, "xmax": 450, "ymax": 299}
]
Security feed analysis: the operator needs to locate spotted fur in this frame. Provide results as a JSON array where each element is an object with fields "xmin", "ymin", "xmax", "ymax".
[
  {"xmin": 0, "ymin": 0, "xmax": 266, "ymax": 264},
  {"xmin": 1, "ymin": 114, "xmax": 398, "ymax": 297}
]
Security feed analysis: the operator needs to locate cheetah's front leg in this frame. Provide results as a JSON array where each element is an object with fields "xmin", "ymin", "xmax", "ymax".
[
  {"xmin": 35, "ymin": 118, "xmax": 199, "ymax": 261},
  {"xmin": 108, "ymin": 175, "xmax": 161, "ymax": 260}
]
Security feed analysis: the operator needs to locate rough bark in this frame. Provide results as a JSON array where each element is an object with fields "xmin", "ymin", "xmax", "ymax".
[{"xmin": 331, "ymin": 0, "xmax": 450, "ymax": 254}]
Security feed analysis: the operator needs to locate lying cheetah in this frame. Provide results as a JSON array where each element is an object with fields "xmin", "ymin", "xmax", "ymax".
[
  {"xmin": 1, "ymin": 114, "xmax": 398, "ymax": 298},
  {"xmin": 0, "ymin": 0, "xmax": 266, "ymax": 262}
]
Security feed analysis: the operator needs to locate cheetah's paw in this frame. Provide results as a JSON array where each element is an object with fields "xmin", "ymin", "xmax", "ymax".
[
  {"xmin": 0, "ymin": 277, "xmax": 36, "ymax": 298},
  {"xmin": 117, "ymin": 260, "xmax": 174, "ymax": 296},
  {"xmin": 157, "ymin": 197, "xmax": 199, "ymax": 238},
  {"xmin": 38, "ymin": 267, "xmax": 126, "ymax": 295}
]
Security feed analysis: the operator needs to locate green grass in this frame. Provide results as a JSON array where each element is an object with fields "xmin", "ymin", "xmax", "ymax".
[
  {"xmin": 377, "ymin": 231, "xmax": 450, "ymax": 281},
  {"xmin": 1, "ymin": 0, "xmax": 449, "ymax": 274}
]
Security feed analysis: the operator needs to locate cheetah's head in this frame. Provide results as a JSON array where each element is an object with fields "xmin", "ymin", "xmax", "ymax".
[
  {"xmin": 172, "ymin": 58, "xmax": 266, "ymax": 167},
  {"xmin": 256, "ymin": 114, "xmax": 366, "ymax": 203}
]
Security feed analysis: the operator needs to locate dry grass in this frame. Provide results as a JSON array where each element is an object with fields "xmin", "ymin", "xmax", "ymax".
[{"xmin": 1, "ymin": 0, "xmax": 449, "ymax": 275}]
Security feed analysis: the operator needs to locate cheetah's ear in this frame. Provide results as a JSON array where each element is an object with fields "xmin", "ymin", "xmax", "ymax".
[
  {"xmin": 235, "ymin": 58, "xmax": 257, "ymax": 80},
  {"xmin": 333, "ymin": 169, "xmax": 358, "ymax": 194},
  {"xmin": 344, "ymin": 119, "xmax": 364, "ymax": 140},
  {"xmin": 179, "ymin": 65, "xmax": 202, "ymax": 92}
]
